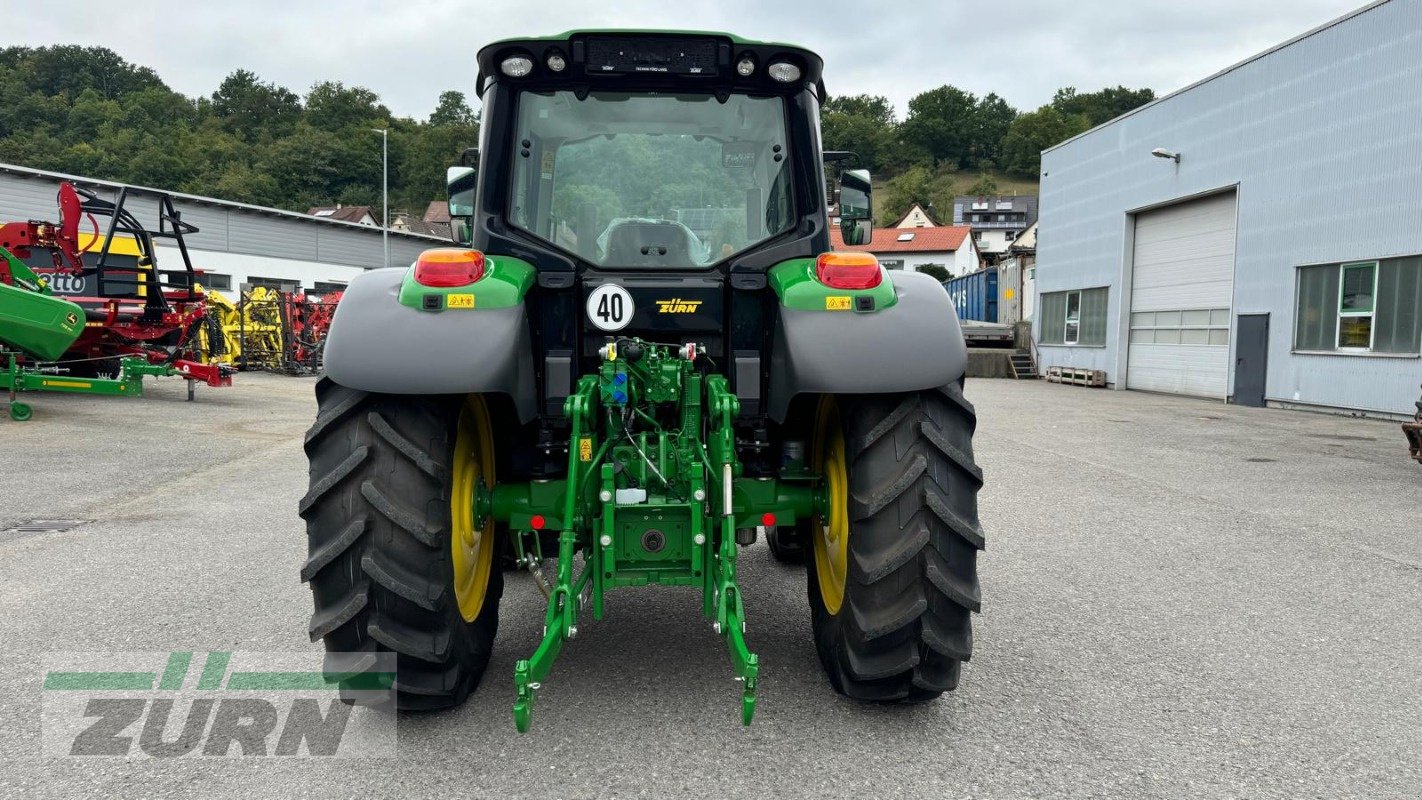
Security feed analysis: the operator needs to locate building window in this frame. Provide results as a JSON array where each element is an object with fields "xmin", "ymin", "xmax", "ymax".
[
  {"xmin": 247, "ymin": 276, "xmax": 302, "ymax": 292},
  {"xmin": 200, "ymin": 272, "xmax": 232, "ymax": 290},
  {"xmin": 313, "ymin": 281, "xmax": 348, "ymax": 293},
  {"xmin": 1295, "ymin": 256, "xmax": 1421, "ymax": 354},
  {"xmin": 1040, "ymin": 287, "xmax": 1108, "ymax": 346},
  {"xmin": 1337, "ymin": 261, "xmax": 1376, "ymax": 349},
  {"xmin": 161, "ymin": 270, "xmax": 192, "ymax": 290},
  {"xmin": 1129, "ymin": 308, "xmax": 1231, "ymax": 346},
  {"xmin": 879, "ymin": 259, "xmax": 905, "ymax": 270}
]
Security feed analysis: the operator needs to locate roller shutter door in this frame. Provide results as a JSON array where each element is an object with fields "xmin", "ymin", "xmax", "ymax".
[{"xmin": 1126, "ymin": 192, "xmax": 1237, "ymax": 397}]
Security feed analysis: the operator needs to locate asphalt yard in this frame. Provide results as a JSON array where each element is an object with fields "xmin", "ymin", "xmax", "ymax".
[{"xmin": 1, "ymin": 373, "xmax": 1417, "ymax": 798}]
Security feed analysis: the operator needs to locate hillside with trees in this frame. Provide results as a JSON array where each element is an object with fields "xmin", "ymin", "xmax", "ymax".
[
  {"xmin": 824, "ymin": 85, "xmax": 1155, "ymax": 224},
  {"xmin": 0, "ymin": 45, "xmax": 477, "ymax": 216},
  {"xmin": 0, "ymin": 45, "xmax": 1153, "ymax": 224}
]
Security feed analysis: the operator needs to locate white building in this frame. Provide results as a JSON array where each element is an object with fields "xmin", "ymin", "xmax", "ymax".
[
  {"xmin": 1034, "ymin": 0, "xmax": 1421, "ymax": 417},
  {"xmin": 832, "ymin": 224, "xmax": 979, "ymax": 277},
  {"xmin": 953, "ymin": 195, "xmax": 1037, "ymax": 262}
]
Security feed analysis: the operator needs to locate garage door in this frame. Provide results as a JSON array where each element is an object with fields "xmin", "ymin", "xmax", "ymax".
[{"xmin": 1126, "ymin": 191, "xmax": 1237, "ymax": 398}]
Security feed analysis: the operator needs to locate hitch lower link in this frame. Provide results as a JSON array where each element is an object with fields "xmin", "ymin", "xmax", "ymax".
[
  {"xmin": 488, "ymin": 368, "xmax": 820, "ymax": 733},
  {"xmin": 504, "ymin": 505, "xmax": 762, "ymax": 734}
]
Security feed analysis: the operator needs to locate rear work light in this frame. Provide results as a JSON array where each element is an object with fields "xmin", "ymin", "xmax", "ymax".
[
  {"xmin": 816, "ymin": 252, "xmax": 883, "ymax": 290},
  {"xmin": 414, "ymin": 248, "xmax": 485, "ymax": 287}
]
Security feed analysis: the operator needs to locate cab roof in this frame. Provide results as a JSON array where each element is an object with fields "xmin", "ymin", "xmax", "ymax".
[{"xmin": 475, "ymin": 30, "xmax": 826, "ymax": 98}]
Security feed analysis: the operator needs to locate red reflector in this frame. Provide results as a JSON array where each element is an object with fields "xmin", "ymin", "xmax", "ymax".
[
  {"xmin": 816, "ymin": 252, "xmax": 882, "ymax": 290},
  {"xmin": 530, "ymin": 514, "xmax": 546, "ymax": 531},
  {"xmin": 414, "ymin": 248, "xmax": 485, "ymax": 287},
  {"xmin": 761, "ymin": 512, "xmax": 776, "ymax": 527}
]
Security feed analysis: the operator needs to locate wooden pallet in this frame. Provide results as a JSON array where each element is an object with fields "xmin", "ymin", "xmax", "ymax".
[{"xmin": 1044, "ymin": 366, "xmax": 1107, "ymax": 387}]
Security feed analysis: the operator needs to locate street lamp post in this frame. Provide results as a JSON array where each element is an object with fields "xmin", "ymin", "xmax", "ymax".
[{"xmin": 372, "ymin": 128, "xmax": 389, "ymax": 268}]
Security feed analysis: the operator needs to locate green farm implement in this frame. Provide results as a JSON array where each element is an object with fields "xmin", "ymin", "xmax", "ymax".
[{"xmin": 300, "ymin": 30, "xmax": 985, "ymax": 731}]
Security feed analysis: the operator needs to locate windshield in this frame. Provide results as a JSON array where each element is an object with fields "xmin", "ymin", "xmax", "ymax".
[{"xmin": 509, "ymin": 91, "xmax": 793, "ymax": 269}]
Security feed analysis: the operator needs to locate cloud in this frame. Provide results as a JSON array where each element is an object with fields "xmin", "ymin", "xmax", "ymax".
[{"xmin": 5, "ymin": 0, "xmax": 1366, "ymax": 119}]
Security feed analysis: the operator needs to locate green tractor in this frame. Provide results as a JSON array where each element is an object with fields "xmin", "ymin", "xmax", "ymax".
[{"xmin": 300, "ymin": 30, "xmax": 984, "ymax": 732}]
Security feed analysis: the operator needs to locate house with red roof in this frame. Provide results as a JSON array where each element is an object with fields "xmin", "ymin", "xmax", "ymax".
[{"xmin": 830, "ymin": 223, "xmax": 980, "ymax": 278}]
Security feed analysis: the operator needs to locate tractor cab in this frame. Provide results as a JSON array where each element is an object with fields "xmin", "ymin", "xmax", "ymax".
[{"xmin": 444, "ymin": 30, "xmax": 875, "ymax": 416}]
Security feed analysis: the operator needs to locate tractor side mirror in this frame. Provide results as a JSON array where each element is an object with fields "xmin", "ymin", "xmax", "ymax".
[
  {"xmin": 838, "ymin": 168, "xmax": 873, "ymax": 247},
  {"xmin": 447, "ymin": 164, "xmax": 477, "ymax": 245}
]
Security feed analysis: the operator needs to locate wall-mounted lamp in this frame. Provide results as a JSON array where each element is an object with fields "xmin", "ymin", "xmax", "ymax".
[{"xmin": 1151, "ymin": 148, "xmax": 1181, "ymax": 163}]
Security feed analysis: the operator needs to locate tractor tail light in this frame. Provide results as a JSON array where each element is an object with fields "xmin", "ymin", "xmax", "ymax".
[
  {"xmin": 816, "ymin": 252, "xmax": 882, "ymax": 290},
  {"xmin": 414, "ymin": 248, "xmax": 485, "ymax": 287}
]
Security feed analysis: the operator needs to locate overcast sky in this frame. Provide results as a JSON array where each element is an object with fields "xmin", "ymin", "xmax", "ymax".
[{"xmin": 7, "ymin": 0, "xmax": 1368, "ymax": 120}]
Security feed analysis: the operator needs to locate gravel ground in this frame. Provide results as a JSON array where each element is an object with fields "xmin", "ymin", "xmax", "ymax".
[{"xmin": 1, "ymin": 373, "xmax": 1418, "ymax": 799}]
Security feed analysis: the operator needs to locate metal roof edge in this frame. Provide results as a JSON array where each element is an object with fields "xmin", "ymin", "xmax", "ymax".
[
  {"xmin": 1042, "ymin": 0, "xmax": 1395, "ymax": 155},
  {"xmin": 0, "ymin": 162, "xmax": 448, "ymax": 243}
]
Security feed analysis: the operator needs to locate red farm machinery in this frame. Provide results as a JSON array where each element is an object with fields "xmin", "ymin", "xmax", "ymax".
[{"xmin": 0, "ymin": 181, "xmax": 231, "ymax": 420}]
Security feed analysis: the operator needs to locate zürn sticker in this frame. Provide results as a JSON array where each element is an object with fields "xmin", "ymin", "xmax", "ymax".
[{"xmin": 655, "ymin": 298, "xmax": 702, "ymax": 314}]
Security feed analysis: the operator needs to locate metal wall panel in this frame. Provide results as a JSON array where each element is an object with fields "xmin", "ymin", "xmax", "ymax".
[
  {"xmin": 169, "ymin": 204, "xmax": 230, "ymax": 251},
  {"xmin": 226, "ymin": 214, "xmax": 320, "ymax": 261},
  {"xmin": 1037, "ymin": 0, "xmax": 1422, "ymax": 414}
]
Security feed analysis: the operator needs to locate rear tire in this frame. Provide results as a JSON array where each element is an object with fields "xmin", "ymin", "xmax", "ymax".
[
  {"xmin": 299, "ymin": 378, "xmax": 503, "ymax": 710},
  {"xmin": 806, "ymin": 384, "xmax": 985, "ymax": 701}
]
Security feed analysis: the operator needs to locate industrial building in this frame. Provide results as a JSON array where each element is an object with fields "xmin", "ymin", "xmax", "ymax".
[
  {"xmin": 1034, "ymin": 0, "xmax": 1421, "ymax": 418},
  {"xmin": 0, "ymin": 163, "xmax": 446, "ymax": 295}
]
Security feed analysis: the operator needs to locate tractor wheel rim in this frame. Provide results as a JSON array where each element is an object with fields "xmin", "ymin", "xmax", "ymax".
[
  {"xmin": 451, "ymin": 395, "xmax": 497, "ymax": 622},
  {"xmin": 811, "ymin": 395, "xmax": 850, "ymax": 615}
]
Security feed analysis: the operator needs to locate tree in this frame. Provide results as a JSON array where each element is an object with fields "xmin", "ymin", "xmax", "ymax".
[
  {"xmin": 999, "ymin": 106, "xmax": 1092, "ymax": 177},
  {"xmin": 968, "ymin": 93, "xmax": 1017, "ymax": 167},
  {"xmin": 821, "ymin": 94, "xmax": 897, "ymax": 173},
  {"xmin": 824, "ymin": 94, "xmax": 894, "ymax": 124},
  {"xmin": 211, "ymin": 70, "xmax": 301, "ymax": 140},
  {"xmin": 1051, "ymin": 86, "xmax": 1155, "ymax": 127},
  {"xmin": 900, "ymin": 85, "xmax": 978, "ymax": 168},
  {"xmin": 1, "ymin": 45, "xmax": 166, "ymax": 101},
  {"xmin": 429, "ymin": 91, "xmax": 477, "ymax": 127},
  {"xmin": 916, "ymin": 263, "xmax": 950, "ymax": 282},
  {"xmin": 881, "ymin": 164, "xmax": 956, "ymax": 226},
  {"xmin": 305, "ymin": 81, "xmax": 389, "ymax": 132},
  {"xmin": 965, "ymin": 174, "xmax": 999, "ymax": 196}
]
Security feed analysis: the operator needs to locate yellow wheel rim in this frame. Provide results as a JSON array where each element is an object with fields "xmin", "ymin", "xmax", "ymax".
[
  {"xmin": 811, "ymin": 395, "xmax": 850, "ymax": 615},
  {"xmin": 451, "ymin": 395, "xmax": 497, "ymax": 622}
]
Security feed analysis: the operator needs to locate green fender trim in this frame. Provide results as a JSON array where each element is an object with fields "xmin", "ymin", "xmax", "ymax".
[
  {"xmin": 767, "ymin": 258, "xmax": 897, "ymax": 313},
  {"xmin": 398, "ymin": 254, "xmax": 537, "ymax": 311}
]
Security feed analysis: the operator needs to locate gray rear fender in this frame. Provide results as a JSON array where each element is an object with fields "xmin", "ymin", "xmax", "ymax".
[
  {"xmin": 768, "ymin": 269, "xmax": 968, "ymax": 422},
  {"xmin": 321, "ymin": 268, "xmax": 538, "ymax": 423}
]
